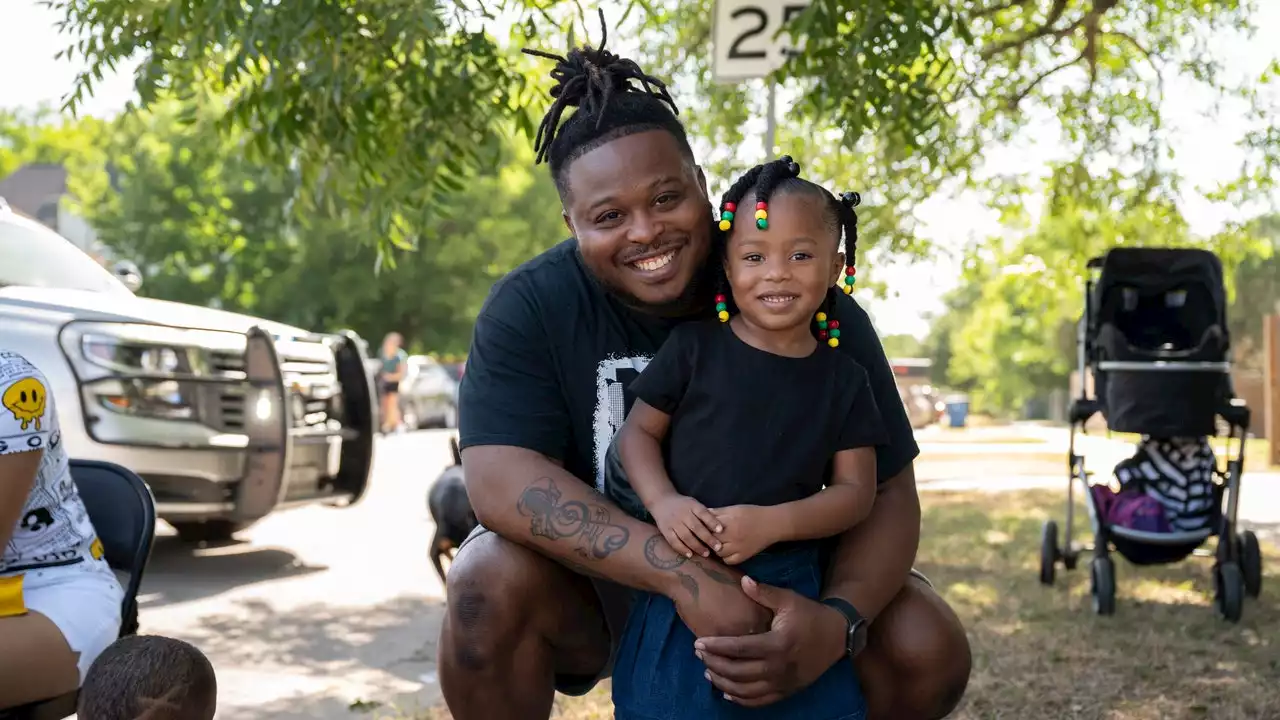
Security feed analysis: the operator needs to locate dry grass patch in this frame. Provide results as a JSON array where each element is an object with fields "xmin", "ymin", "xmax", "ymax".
[{"xmin": 416, "ymin": 490, "xmax": 1279, "ymax": 720}]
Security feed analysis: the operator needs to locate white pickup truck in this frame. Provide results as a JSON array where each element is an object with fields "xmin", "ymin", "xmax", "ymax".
[{"xmin": 0, "ymin": 201, "xmax": 376, "ymax": 542}]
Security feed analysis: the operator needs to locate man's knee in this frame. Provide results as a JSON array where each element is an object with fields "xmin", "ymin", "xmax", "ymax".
[
  {"xmin": 867, "ymin": 577, "xmax": 972, "ymax": 718},
  {"xmin": 441, "ymin": 533, "xmax": 557, "ymax": 672}
]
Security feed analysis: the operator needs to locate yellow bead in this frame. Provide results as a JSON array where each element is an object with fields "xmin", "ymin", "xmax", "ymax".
[
  {"xmin": 718, "ymin": 310, "xmax": 730, "ymax": 321},
  {"xmin": 718, "ymin": 220, "xmax": 731, "ymax": 231},
  {"xmin": 754, "ymin": 209, "xmax": 767, "ymax": 220},
  {"xmin": 828, "ymin": 338, "xmax": 840, "ymax": 347},
  {"xmin": 815, "ymin": 312, "xmax": 827, "ymax": 322},
  {"xmin": 843, "ymin": 284, "xmax": 853, "ymax": 294}
]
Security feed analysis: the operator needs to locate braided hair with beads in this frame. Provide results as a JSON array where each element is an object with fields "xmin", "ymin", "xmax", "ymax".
[
  {"xmin": 713, "ymin": 156, "xmax": 862, "ymax": 348},
  {"xmin": 521, "ymin": 9, "xmax": 693, "ymax": 192}
]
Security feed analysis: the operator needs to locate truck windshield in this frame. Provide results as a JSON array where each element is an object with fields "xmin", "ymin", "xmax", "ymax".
[{"xmin": 0, "ymin": 216, "xmax": 133, "ymax": 296}]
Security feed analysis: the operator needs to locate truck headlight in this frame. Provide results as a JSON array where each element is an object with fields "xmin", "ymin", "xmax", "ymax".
[
  {"xmin": 76, "ymin": 334, "xmax": 203, "ymax": 421},
  {"xmin": 82, "ymin": 336, "xmax": 193, "ymax": 375},
  {"xmin": 88, "ymin": 377, "xmax": 198, "ymax": 421}
]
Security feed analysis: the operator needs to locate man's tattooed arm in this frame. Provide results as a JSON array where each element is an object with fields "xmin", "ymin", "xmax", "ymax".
[
  {"xmin": 642, "ymin": 533, "xmax": 739, "ymax": 602},
  {"xmin": 517, "ymin": 477, "xmax": 631, "ymax": 560}
]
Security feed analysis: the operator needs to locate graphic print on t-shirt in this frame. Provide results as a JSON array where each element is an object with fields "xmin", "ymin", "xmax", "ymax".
[
  {"xmin": 0, "ymin": 352, "xmax": 101, "ymax": 575},
  {"xmin": 591, "ymin": 355, "xmax": 651, "ymax": 492}
]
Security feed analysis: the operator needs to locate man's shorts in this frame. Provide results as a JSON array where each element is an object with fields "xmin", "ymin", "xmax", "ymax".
[{"xmin": 455, "ymin": 525, "xmax": 933, "ymax": 697}]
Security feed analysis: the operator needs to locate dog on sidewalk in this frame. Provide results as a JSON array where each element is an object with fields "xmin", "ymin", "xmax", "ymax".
[{"xmin": 428, "ymin": 436, "xmax": 478, "ymax": 584}]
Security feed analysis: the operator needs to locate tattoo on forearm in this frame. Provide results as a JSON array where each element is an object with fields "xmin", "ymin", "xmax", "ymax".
[
  {"xmin": 643, "ymin": 534, "xmax": 700, "ymax": 599},
  {"xmin": 641, "ymin": 534, "xmax": 737, "ymax": 602},
  {"xmin": 517, "ymin": 477, "xmax": 630, "ymax": 560}
]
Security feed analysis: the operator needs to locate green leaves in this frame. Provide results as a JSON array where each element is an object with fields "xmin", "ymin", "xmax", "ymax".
[{"xmin": 46, "ymin": 0, "xmax": 543, "ymax": 255}]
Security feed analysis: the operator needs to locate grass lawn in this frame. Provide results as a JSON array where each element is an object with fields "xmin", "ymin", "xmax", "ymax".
[{"xmin": 418, "ymin": 489, "xmax": 1279, "ymax": 720}]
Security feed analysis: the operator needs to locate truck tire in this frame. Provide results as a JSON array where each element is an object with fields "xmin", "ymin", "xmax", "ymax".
[{"xmin": 170, "ymin": 519, "xmax": 253, "ymax": 544}]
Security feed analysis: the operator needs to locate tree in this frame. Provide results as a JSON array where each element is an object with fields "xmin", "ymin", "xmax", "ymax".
[
  {"xmin": 634, "ymin": 0, "xmax": 1278, "ymax": 258},
  {"xmin": 0, "ymin": 107, "xmax": 111, "ymax": 215},
  {"xmin": 1226, "ymin": 214, "xmax": 1280, "ymax": 371},
  {"xmin": 46, "ymin": 0, "xmax": 557, "ymax": 252},
  {"xmin": 53, "ymin": 1, "xmax": 1280, "ymax": 258},
  {"xmin": 74, "ymin": 96, "xmax": 565, "ymax": 352},
  {"xmin": 926, "ymin": 156, "xmax": 1263, "ymax": 414}
]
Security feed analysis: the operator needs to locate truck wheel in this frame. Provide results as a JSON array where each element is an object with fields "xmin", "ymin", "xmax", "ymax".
[{"xmin": 171, "ymin": 520, "xmax": 251, "ymax": 544}]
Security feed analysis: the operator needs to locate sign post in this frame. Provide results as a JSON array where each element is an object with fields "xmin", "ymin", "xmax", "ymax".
[{"xmin": 712, "ymin": 0, "xmax": 809, "ymax": 160}]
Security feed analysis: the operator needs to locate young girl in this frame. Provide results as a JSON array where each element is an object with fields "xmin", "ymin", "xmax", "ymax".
[{"xmin": 607, "ymin": 156, "xmax": 885, "ymax": 719}]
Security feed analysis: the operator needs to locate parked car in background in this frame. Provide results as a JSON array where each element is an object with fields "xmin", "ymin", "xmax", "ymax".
[
  {"xmin": 0, "ymin": 200, "xmax": 377, "ymax": 543},
  {"xmin": 400, "ymin": 355, "xmax": 459, "ymax": 429}
]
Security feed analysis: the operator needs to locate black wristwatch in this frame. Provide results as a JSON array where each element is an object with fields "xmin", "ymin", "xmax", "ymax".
[{"xmin": 821, "ymin": 597, "xmax": 869, "ymax": 658}]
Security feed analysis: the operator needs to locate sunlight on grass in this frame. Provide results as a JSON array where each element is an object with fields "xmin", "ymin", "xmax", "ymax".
[{"xmin": 422, "ymin": 490, "xmax": 1280, "ymax": 720}]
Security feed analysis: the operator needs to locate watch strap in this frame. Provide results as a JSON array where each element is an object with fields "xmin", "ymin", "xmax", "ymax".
[{"xmin": 820, "ymin": 597, "xmax": 867, "ymax": 657}]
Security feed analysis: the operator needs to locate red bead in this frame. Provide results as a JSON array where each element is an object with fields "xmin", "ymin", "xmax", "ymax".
[
  {"xmin": 714, "ymin": 294, "xmax": 726, "ymax": 302},
  {"xmin": 818, "ymin": 331, "xmax": 828, "ymax": 338},
  {"xmin": 756, "ymin": 201, "xmax": 767, "ymax": 210},
  {"xmin": 829, "ymin": 320, "xmax": 840, "ymax": 329},
  {"xmin": 724, "ymin": 202, "xmax": 737, "ymax": 212},
  {"xmin": 847, "ymin": 266, "xmax": 856, "ymax": 275}
]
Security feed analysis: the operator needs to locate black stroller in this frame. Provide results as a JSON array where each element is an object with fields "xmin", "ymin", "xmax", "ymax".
[{"xmin": 1038, "ymin": 248, "xmax": 1264, "ymax": 622}]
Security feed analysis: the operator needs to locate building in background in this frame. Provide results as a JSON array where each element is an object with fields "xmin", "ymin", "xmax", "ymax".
[{"xmin": 0, "ymin": 162, "xmax": 103, "ymax": 260}]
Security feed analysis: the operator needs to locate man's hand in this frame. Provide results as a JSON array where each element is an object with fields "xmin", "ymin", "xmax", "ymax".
[
  {"xmin": 641, "ymin": 534, "xmax": 771, "ymax": 637},
  {"xmin": 694, "ymin": 576, "xmax": 848, "ymax": 707},
  {"xmin": 709, "ymin": 505, "xmax": 775, "ymax": 565},
  {"xmin": 650, "ymin": 494, "xmax": 723, "ymax": 559}
]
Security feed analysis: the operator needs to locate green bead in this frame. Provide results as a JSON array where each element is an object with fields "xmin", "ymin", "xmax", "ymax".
[
  {"xmin": 846, "ymin": 275, "xmax": 857, "ymax": 285},
  {"xmin": 756, "ymin": 218, "xmax": 767, "ymax": 229},
  {"xmin": 715, "ymin": 302, "xmax": 727, "ymax": 312},
  {"xmin": 722, "ymin": 210, "xmax": 734, "ymax": 221},
  {"xmin": 830, "ymin": 328, "xmax": 841, "ymax": 338},
  {"xmin": 817, "ymin": 321, "xmax": 828, "ymax": 329}
]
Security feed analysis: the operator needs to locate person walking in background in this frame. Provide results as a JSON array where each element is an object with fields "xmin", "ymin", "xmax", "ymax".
[{"xmin": 378, "ymin": 332, "xmax": 408, "ymax": 435}]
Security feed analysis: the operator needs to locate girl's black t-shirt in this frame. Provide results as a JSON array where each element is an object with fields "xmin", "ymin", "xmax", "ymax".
[
  {"xmin": 625, "ymin": 320, "xmax": 887, "ymax": 510},
  {"xmin": 457, "ymin": 239, "xmax": 919, "ymax": 500}
]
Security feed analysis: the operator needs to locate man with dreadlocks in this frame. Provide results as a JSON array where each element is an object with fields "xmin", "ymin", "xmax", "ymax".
[{"xmin": 440, "ymin": 12, "xmax": 971, "ymax": 720}]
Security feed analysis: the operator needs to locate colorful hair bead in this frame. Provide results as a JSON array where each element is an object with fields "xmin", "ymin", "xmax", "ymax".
[
  {"xmin": 753, "ymin": 201, "xmax": 768, "ymax": 230},
  {"xmin": 715, "ymin": 293, "xmax": 730, "ymax": 322},
  {"xmin": 719, "ymin": 202, "xmax": 737, "ymax": 231},
  {"xmin": 842, "ymin": 264, "xmax": 856, "ymax": 295},
  {"xmin": 814, "ymin": 309, "xmax": 838, "ymax": 346}
]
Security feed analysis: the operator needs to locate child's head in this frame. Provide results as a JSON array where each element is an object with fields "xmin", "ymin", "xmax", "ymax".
[
  {"xmin": 77, "ymin": 635, "xmax": 217, "ymax": 720},
  {"xmin": 714, "ymin": 156, "xmax": 860, "ymax": 346}
]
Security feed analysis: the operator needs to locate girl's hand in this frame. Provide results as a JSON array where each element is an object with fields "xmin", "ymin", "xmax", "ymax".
[
  {"xmin": 650, "ymin": 494, "xmax": 723, "ymax": 558},
  {"xmin": 710, "ymin": 505, "xmax": 776, "ymax": 565}
]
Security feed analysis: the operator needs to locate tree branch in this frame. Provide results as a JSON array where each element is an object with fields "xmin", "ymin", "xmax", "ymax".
[
  {"xmin": 1006, "ymin": 54, "xmax": 1086, "ymax": 109},
  {"xmin": 980, "ymin": 0, "xmax": 1072, "ymax": 59},
  {"xmin": 970, "ymin": 0, "xmax": 1035, "ymax": 20}
]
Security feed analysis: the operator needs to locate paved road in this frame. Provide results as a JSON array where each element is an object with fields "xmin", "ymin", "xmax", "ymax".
[
  {"xmin": 127, "ymin": 425, "xmax": 1278, "ymax": 719},
  {"xmin": 135, "ymin": 430, "xmax": 456, "ymax": 720}
]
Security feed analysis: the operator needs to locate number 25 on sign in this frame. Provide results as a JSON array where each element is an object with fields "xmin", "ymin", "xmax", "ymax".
[{"xmin": 713, "ymin": 0, "xmax": 810, "ymax": 83}]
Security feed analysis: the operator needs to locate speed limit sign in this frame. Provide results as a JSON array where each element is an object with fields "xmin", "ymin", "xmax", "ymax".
[{"xmin": 712, "ymin": 0, "xmax": 810, "ymax": 82}]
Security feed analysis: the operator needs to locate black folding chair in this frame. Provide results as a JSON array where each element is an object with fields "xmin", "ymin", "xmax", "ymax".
[{"xmin": 0, "ymin": 460, "xmax": 157, "ymax": 720}]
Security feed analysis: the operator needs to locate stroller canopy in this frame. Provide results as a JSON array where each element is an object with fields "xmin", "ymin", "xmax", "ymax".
[{"xmin": 1091, "ymin": 247, "xmax": 1228, "ymax": 353}]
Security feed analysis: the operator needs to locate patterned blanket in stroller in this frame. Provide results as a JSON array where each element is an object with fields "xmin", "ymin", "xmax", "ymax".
[{"xmin": 1112, "ymin": 437, "xmax": 1218, "ymax": 532}]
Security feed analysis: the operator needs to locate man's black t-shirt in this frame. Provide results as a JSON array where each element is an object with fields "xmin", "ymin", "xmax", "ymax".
[
  {"xmin": 622, "ymin": 320, "xmax": 887, "ymax": 511},
  {"xmin": 458, "ymin": 240, "xmax": 919, "ymax": 498}
]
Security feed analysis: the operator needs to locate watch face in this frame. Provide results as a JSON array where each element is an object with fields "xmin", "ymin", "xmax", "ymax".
[{"xmin": 849, "ymin": 621, "xmax": 869, "ymax": 657}]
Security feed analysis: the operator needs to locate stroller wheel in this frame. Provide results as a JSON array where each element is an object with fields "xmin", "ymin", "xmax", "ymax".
[
  {"xmin": 1090, "ymin": 556, "xmax": 1116, "ymax": 616},
  {"xmin": 1214, "ymin": 562, "xmax": 1245, "ymax": 622},
  {"xmin": 1239, "ymin": 531, "xmax": 1262, "ymax": 598},
  {"xmin": 1039, "ymin": 520, "xmax": 1059, "ymax": 586}
]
